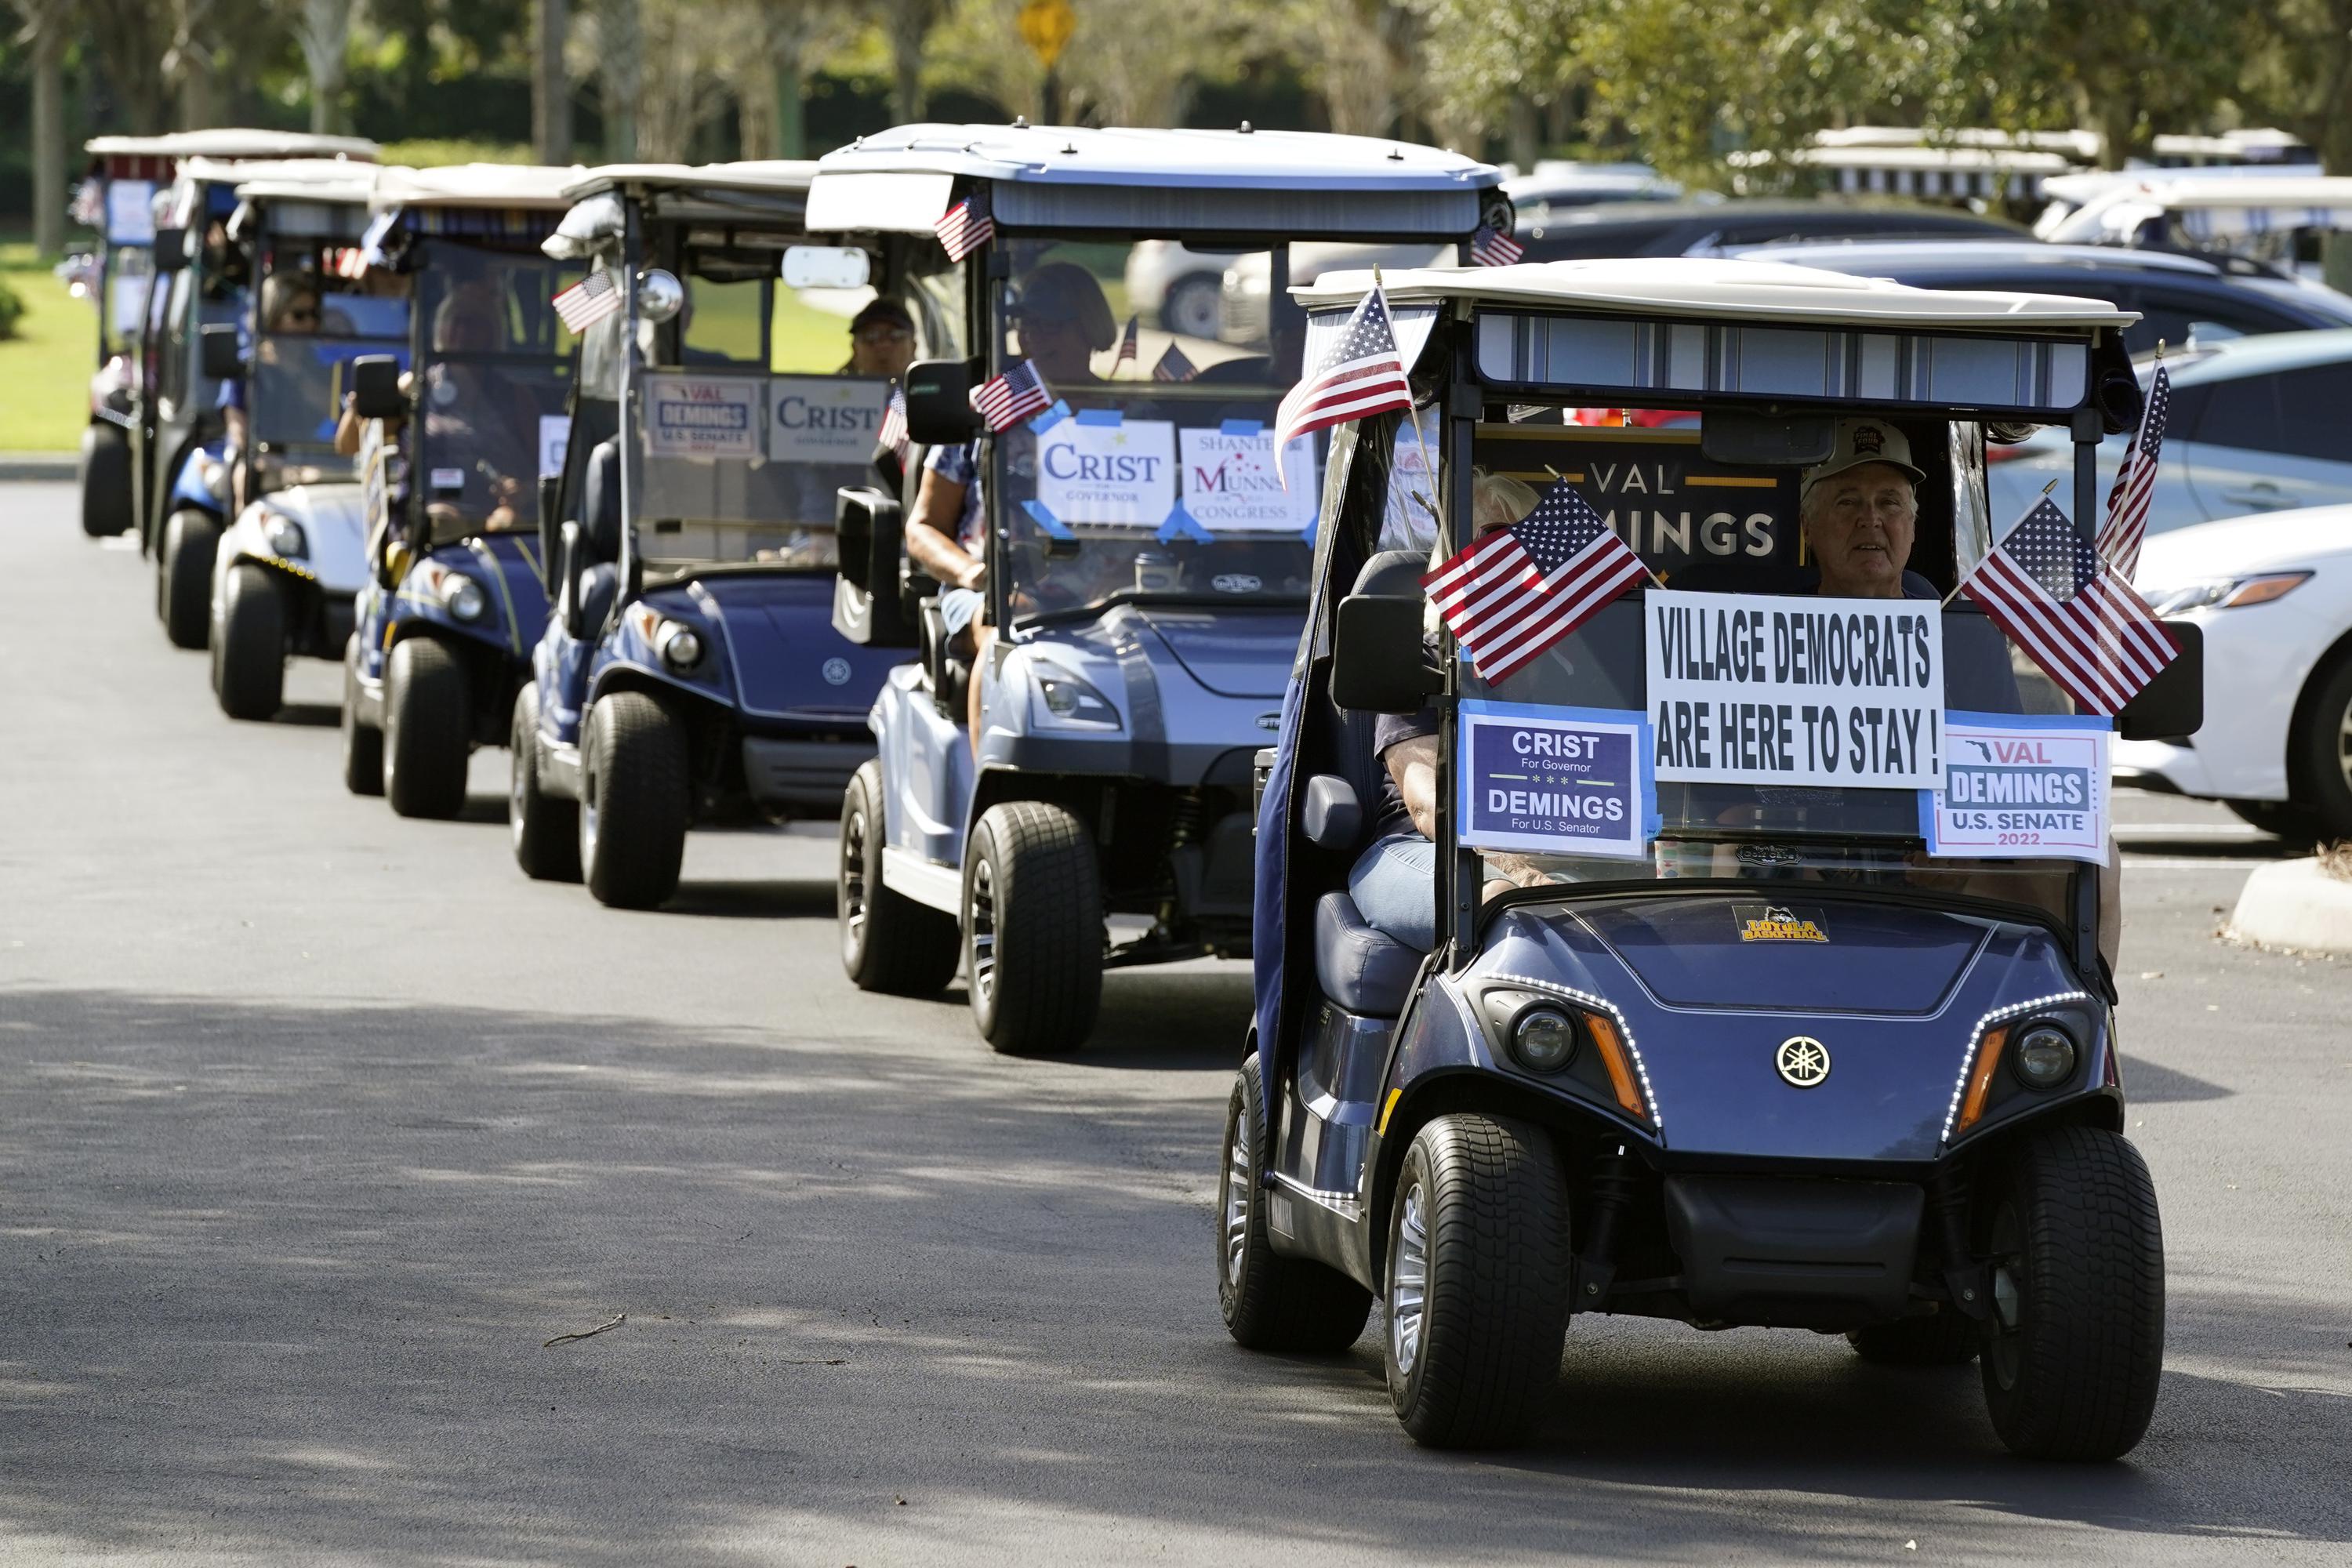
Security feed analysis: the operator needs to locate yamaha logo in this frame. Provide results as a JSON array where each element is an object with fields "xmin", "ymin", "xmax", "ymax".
[
  {"xmin": 1776, "ymin": 1036, "xmax": 1830, "ymax": 1087},
  {"xmin": 821, "ymin": 656, "xmax": 852, "ymax": 686}
]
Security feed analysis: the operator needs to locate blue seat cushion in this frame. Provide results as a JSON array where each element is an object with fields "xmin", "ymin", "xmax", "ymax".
[{"xmin": 1315, "ymin": 890, "xmax": 1422, "ymax": 1018}]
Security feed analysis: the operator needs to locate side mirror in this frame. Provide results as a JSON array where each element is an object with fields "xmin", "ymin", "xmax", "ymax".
[
  {"xmin": 831, "ymin": 485, "xmax": 920, "ymax": 648},
  {"xmin": 151, "ymin": 227, "xmax": 189, "ymax": 274},
  {"xmin": 782, "ymin": 245, "xmax": 871, "ymax": 290},
  {"xmin": 1331, "ymin": 596, "xmax": 1441, "ymax": 714},
  {"xmin": 902, "ymin": 358, "xmax": 982, "ymax": 448},
  {"xmin": 2116, "ymin": 619, "xmax": 2201, "ymax": 742},
  {"xmin": 350, "ymin": 354, "xmax": 404, "ymax": 420},
  {"xmin": 199, "ymin": 322, "xmax": 241, "ymax": 382}
]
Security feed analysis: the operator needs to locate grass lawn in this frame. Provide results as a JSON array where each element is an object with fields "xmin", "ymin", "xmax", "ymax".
[{"xmin": 0, "ymin": 243, "xmax": 98, "ymax": 452}]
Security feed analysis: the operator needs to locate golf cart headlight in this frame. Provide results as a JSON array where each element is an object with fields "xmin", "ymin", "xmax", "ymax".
[
  {"xmin": 199, "ymin": 455, "xmax": 230, "ymax": 502},
  {"xmin": 441, "ymin": 575, "xmax": 487, "ymax": 622},
  {"xmin": 659, "ymin": 622, "xmax": 703, "ymax": 671},
  {"xmin": 1510, "ymin": 1005, "xmax": 1579, "ymax": 1074},
  {"xmin": 1030, "ymin": 660, "xmax": 1121, "ymax": 730},
  {"xmin": 260, "ymin": 511, "xmax": 307, "ymax": 559},
  {"xmin": 2146, "ymin": 572, "xmax": 2310, "ymax": 615},
  {"xmin": 2011, "ymin": 1024, "xmax": 2078, "ymax": 1090}
]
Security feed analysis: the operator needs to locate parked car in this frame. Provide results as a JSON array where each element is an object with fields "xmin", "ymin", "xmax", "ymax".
[
  {"xmin": 1742, "ymin": 241, "xmax": 2352, "ymax": 358},
  {"xmin": 1988, "ymin": 330, "xmax": 2352, "ymax": 535},
  {"xmin": 1124, "ymin": 240, "xmax": 1238, "ymax": 339},
  {"xmin": 2125, "ymin": 505, "xmax": 2352, "ymax": 840},
  {"xmin": 1515, "ymin": 198, "xmax": 2024, "ymax": 261},
  {"xmin": 1504, "ymin": 161, "xmax": 1682, "ymax": 224}
]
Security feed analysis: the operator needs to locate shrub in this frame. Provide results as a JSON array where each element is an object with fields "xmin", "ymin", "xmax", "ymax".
[{"xmin": 0, "ymin": 274, "xmax": 24, "ymax": 341}]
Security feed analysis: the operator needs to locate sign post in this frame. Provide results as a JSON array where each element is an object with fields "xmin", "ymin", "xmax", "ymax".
[{"xmin": 1018, "ymin": 0, "xmax": 1076, "ymax": 123}]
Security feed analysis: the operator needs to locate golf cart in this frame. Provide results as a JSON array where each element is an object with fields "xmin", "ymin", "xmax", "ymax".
[
  {"xmin": 340, "ymin": 164, "xmax": 583, "ymax": 817},
  {"xmin": 818, "ymin": 124, "xmax": 1506, "ymax": 1054},
  {"xmin": 1225, "ymin": 256, "xmax": 2202, "ymax": 1459},
  {"xmin": 516, "ymin": 162, "xmax": 916, "ymax": 906},
  {"xmin": 208, "ymin": 163, "xmax": 408, "ymax": 720},
  {"xmin": 70, "ymin": 130, "xmax": 376, "ymax": 546}
]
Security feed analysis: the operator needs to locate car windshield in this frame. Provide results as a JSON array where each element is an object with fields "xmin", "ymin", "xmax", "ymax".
[
  {"xmin": 986, "ymin": 238, "xmax": 1316, "ymax": 625},
  {"xmin": 630, "ymin": 247, "xmax": 903, "ymax": 575},
  {"xmin": 412, "ymin": 245, "xmax": 579, "ymax": 534},
  {"xmin": 250, "ymin": 243, "xmax": 411, "ymax": 457}
]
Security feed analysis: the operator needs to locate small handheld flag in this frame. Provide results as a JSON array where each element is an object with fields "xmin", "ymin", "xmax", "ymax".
[
  {"xmin": 1424, "ymin": 475, "xmax": 1650, "ymax": 683},
  {"xmin": 1471, "ymin": 225, "xmax": 1525, "ymax": 267},
  {"xmin": 1272, "ymin": 283, "xmax": 1414, "ymax": 478},
  {"xmin": 1114, "ymin": 314, "xmax": 1139, "ymax": 368},
  {"xmin": 2096, "ymin": 362, "xmax": 2169, "ymax": 583},
  {"xmin": 879, "ymin": 383, "xmax": 909, "ymax": 459},
  {"xmin": 1962, "ymin": 495, "xmax": 2180, "ymax": 715},
  {"xmin": 1152, "ymin": 341, "xmax": 1197, "ymax": 383},
  {"xmin": 934, "ymin": 194, "xmax": 994, "ymax": 263},
  {"xmin": 552, "ymin": 268, "xmax": 622, "ymax": 333},
  {"xmin": 969, "ymin": 359, "xmax": 1052, "ymax": 433}
]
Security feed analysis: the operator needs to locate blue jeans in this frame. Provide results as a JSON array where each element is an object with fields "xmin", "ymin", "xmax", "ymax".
[{"xmin": 1348, "ymin": 833, "xmax": 1436, "ymax": 951}]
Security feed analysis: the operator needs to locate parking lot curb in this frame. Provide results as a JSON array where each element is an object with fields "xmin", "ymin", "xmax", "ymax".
[
  {"xmin": 2227, "ymin": 858, "xmax": 2352, "ymax": 955},
  {"xmin": 0, "ymin": 453, "xmax": 78, "ymax": 482}
]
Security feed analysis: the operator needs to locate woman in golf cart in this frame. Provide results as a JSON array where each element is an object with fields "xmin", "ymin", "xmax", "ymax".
[
  {"xmin": 1352, "ymin": 419, "xmax": 2120, "ymax": 965},
  {"xmin": 902, "ymin": 261, "xmax": 1116, "ymax": 753}
]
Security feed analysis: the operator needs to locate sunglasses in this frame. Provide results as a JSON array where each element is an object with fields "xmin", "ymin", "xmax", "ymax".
[{"xmin": 855, "ymin": 325, "xmax": 912, "ymax": 345}]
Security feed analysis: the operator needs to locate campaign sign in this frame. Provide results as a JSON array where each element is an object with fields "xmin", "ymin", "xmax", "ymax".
[
  {"xmin": 1178, "ymin": 425, "xmax": 1316, "ymax": 532},
  {"xmin": 1036, "ymin": 410, "xmax": 1176, "ymax": 527},
  {"xmin": 1457, "ymin": 700, "xmax": 1651, "ymax": 859},
  {"xmin": 1646, "ymin": 590, "xmax": 1945, "ymax": 790},
  {"xmin": 538, "ymin": 413, "xmax": 571, "ymax": 479},
  {"xmin": 1470, "ymin": 425, "xmax": 1800, "ymax": 574},
  {"xmin": 107, "ymin": 180, "xmax": 157, "ymax": 245},
  {"xmin": 644, "ymin": 373, "xmax": 760, "ymax": 459},
  {"xmin": 1924, "ymin": 713, "xmax": 2110, "ymax": 864},
  {"xmin": 771, "ymin": 376, "xmax": 890, "ymax": 463}
]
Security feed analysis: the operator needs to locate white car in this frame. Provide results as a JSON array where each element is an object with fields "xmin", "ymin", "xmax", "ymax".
[
  {"xmin": 1123, "ymin": 241, "xmax": 1237, "ymax": 339},
  {"xmin": 2125, "ymin": 505, "xmax": 2352, "ymax": 839}
]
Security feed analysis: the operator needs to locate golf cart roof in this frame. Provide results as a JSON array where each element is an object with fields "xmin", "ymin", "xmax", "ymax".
[
  {"xmin": 546, "ymin": 163, "xmax": 824, "ymax": 258},
  {"xmin": 370, "ymin": 163, "xmax": 585, "ymax": 212},
  {"xmin": 204, "ymin": 159, "xmax": 382, "ymax": 205},
  {"xmin": 1295, "ymin": 257, "xmax": 2136, "ymax": 332},
  {"xmin": 808, "ymin": 122, "xmax": 1499, "ymax": 239},
  {"xmin": 559, "ymin": 161, "xmax": 819, "ymax": 201},
  {"xmin": 85, "ymin": 129, "xmax": 379, "ymax": 163},
  {"xmin": 2042, "ymin": 172, "xmax": 2352, "ymax": 243}
]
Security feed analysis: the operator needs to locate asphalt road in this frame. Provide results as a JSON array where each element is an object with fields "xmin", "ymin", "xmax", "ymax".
[{"xmin": 3, "ymin": 480, "xmax": 2348, "ymax": 1566}]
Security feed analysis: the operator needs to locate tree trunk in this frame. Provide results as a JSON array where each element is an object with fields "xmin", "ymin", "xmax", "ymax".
[
  {"xmin": 2323, "ymin": 119, "xmax": 2352, "ymax": 295},
  {"xmin": 772, "ymin": 56, "xmax": 804, "ymax": 159},
  {"xmin": 535, "ymin": 0, "xmax": 573, "ymax": 164},
  {"xmin": 887, "ymin": 0, "xmax": 927, "ymax": 122},
  {"xmin": 1506, "ymin": 94, "xmax": 1538, "ymax": 174},
  {"xmin": 31, "ymin": 19, "xmax": 64, "ymax": 257},
  {"xmin": 601, "ymin": 0, "xmax": 641, "ymax": 161}
]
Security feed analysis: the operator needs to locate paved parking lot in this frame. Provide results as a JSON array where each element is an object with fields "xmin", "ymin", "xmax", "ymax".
[{"xmin": 2, "ymin": 482, "xmax": 2348, "ymax": 1565}]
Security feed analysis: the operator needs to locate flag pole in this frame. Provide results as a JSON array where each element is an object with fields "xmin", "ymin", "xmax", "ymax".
[{"xmin": 1375, "ymin": 262, "xmax": 1446, "ymax": 544}]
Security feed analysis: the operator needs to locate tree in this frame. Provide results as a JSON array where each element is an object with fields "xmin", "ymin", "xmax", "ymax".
[
  {"xmin": 6, "ymin": 0, "xmax": 71, "ymax": 254},
  {"xmin": 2238, "ymin": 0, "xmax": 2352, "ymax": 287},
  {"xmin": 715, "ymin": 0, "xmax": 853, "ymax": 160},
  {"xmin": 880, "ymin": 0, "xmax": 947, "ymax": 121},
  {"xmin": 84, "ymin": 0, "xmax": 177, "ymax": 133},
  {"xmin": 287, "ymin": 0, "xmax": 365, "ymax": 134},
  {"xmin": 534, "ymin": 0, "xmax": 572, "ymax": 163}
]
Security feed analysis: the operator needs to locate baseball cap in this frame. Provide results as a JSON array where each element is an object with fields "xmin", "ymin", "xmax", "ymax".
[{"xmin": 1803, "ymin": 419, "xmax": 1924, "ymax": 495}]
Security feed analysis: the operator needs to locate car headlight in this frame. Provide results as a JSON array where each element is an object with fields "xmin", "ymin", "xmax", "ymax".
[
  {"xmin": 2010, "ymin": 1023, "xmax": 2078, "ymax": 1090},
  {"xmin": 1509, "ymin": 1005, "xmax": 1580, "ymax": 1074},
  {"xmin": 2143, "ymin": 572, "xmax": 2311, "ymax": 615},
  {"xmin": 1029, "ymin": 660, "xmax": 1121, "ymax": 730},
  {"xmin": 441, "ymin": 574, "xmax": 487, "ymax": 622},
  {"xmin": 260, "ymin": 512, "xmax": 307, "ymax": 559}
]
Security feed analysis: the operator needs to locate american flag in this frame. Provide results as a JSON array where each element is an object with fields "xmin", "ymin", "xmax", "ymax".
[
  {"xmin": 1115, "ymin": 314, "xmax": 1139, "ymax": 368},
  {"xmin": 1962, "ymin": 496, "xmax": 2180, "ymax": 715},
  {"xmin": 1272, "ymin": 284, "xmax": 1414, "ymax": 475},
  {"xmin": 2096, "ymin": 363, "xmax": 2169, "ymax": 583},
  {"xmin": 1424, "ymin": 476, "xmax": 1650, "ymax": 683},
  {"xmin": 329, "ymin": 246, "xmax": 369, "ymax": 281},
  {"xmin": 968, "ymin": 358, "xmax": 1051, "ymax": 433},
  {"xmin": 1471, "ymin": 225, "xmax": 1524, "ymax": 267},
  {"xmin": 934, "ymin": 194, "xmax": 994, "ymax": 263},
  {"xmin": 551, "ymin": 268, "xmax": 622, "ymax": 333},
  {"xmin": 878, "ymin": 383, "xmax": 909, "ymax": 459},
  {"xmin": 1152, "ymin": 341, "xmax": 1197, "ymax": 383}
]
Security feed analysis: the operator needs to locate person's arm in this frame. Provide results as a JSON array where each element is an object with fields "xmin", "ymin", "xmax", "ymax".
[
  {"xmin": 906, "ymin": 466, "xmax": 984, "ymax": 590},
  {"xmin": 1385, "ymin": 733, "xmax": 1439, "ymax": 840}
]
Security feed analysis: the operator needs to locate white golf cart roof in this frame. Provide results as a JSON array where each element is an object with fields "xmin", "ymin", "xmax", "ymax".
[
  {"xmin": 808, "ymin": 122, "xmax": 1498, "ymax": 238},
  {"xmin": 232, "ymin": 168, "xmax": 384, "ymax": 208},
  {"xmin": 191, "ymin": 158, "xmax": 378, "ymax": 202},
  {"xmin": 85, "ymin": 129, "xmax": 378, "ymax": 163},
  {"xmin": 547, "ymin": 162, "xmax": 824, "ymax": 257},
  {"xmin": 370, "ymin": 163, "xmax": 584, "ymax": 212},
  {"xmin": 560, "ymin": 161, "xmax": 818, "ymax": 201},
  {"xmin": 2040, "ymin": 172, "xmax": 2352, "ymax": 244}
]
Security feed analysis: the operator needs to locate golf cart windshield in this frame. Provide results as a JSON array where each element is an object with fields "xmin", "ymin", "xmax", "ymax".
[
  {"xmin": 985, "ymin": 237, "xmax": 1318, "ymax": 625},
  {"xmin": 249, "ymin": 247, "xmax": 411, "ymax": 460},
  {"xmin": 412, "ymin": 244, "xmax": 579, "ymax": 533}
]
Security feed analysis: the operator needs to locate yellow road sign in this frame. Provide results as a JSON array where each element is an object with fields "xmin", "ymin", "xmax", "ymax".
[{"xmin": 1018, "ymin": 0, "xmax": 1076, "ymax": 71}]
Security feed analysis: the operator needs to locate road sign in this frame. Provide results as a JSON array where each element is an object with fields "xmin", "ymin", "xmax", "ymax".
[{"xmin": 1018, "ymin": 0, "xmax": 1076, "ymax": 71}]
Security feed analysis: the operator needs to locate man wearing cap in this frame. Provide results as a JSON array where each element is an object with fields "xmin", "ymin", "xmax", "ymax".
[
  {"xmin": 843, "ymin": 297, "xmax": 916, "ymax": 381},
  {"xmin": 1799, "ymin": 419, "xmax": 1929, "ymax": 599}
]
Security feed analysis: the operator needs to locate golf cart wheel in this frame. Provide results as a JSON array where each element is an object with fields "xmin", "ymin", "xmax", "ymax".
[
  {"xmin": 79, "ymin": 423, "xmax": 132, "ymax": 537},
  {"xmin": 579, "ymin": 689, "xmax": 689, "ymax": 909},
  {"xmin": 340, "ymin": 633, "xmax": 383, "ymax": 797},
  {"xmin": 212, "ymin": 562, "xmax": 285, "ymax": 721},
  {"xmin": 963, "ymin": 801, "xmax": 1103, "ymax": 1055},
  {"xmin": 1980, "ymin": 1125, "xmax": 2165, "ymax": 1461},
  {"xmin": 838, "ymin": 759, "xmax": 957, "ymax": 993},
  {"xmin": 1384, "ymin": 1113, "xmax": 1570, "ymax": 1450},
  {"xmin": 2289, "ymin": 654, "xmax": 2352, "ymax": 842},
  {"xmin": 1218, "ymin": 1054, "xmax": 1373, "ymax": 1352},
  {"xmin": 2223, "ymin": 799, "xmax": 2322, "ymax": 845},
  {"xmin": 1161, "ymin": 273, "xmax": 1222, "ymax": 339},
  {"xmin": 159, "ymin": 509, "xmax": 221, "ymax": 649},
  {"xmin": 383, "ymin": 635, "xmax": 473, "ymax": 819},
  {"xmin": 509, "ymin": 681, "xmax": 580, "ymax": 883},
  {"xmin": 1848, "ymin": 1308, "xmax": 1980, "ymax": 1367}
]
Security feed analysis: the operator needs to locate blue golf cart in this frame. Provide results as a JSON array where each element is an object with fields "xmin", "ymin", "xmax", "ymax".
[
  {"xmin": 1225, "ymin": 257, "xmax": 2203, "ymax": 1458},
  {"xmin": 818, "ymin": 124, "xmax": 1508, "ymax": 1054},
  {"xmin": 513, "ymin": 162, "xmax": 913, "ymax": 906},
  {"xmin": 208, "ymin": 164, "xmax": 408, "ymax": 720},
  {"xmin": 339, "ymin": 164, "xmax": 583, "ymax": 816}
]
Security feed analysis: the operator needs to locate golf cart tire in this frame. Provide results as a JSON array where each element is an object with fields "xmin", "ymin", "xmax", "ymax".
[
  {"xmin": 1218, "ymin": 1056, "xmax": 1373, "ymax": 1352},
  {"xmin": 1847, "ymin": 1308, "xmax": 1980, "ymax": 1366},
  {"xmin": 579, "ymin": 689, "xmax": 689, "ymax": 910},
  {"xmin": 838, "ymin": 760, "xmax": 957, "ymax": 993},
  {"xmin": 80, "ymin": 423, "xmax": 132, "ymax": 537},
  {"xmin": 1385, "ymin": 1113, "xmax": 1570, "ymax": 1450},
  {"xmin": 160, "ymin": 509, "xmax": 221, "ymax": 649},
  {"xmin": 2290, "ymin": 653, "xmax": 2352, "ymax": 843},
  {"xmin": 1979, "ymin": 1125, "xmax": 2165, "ymax": 1461},
  {"xmin": 383, "ymin": 635, "xmax": 473, "ymax": 819},
  {"xmin": 212, "ymin": 562, "xmax": 285, "ymax": 720},
  {"xmin": 341, "ymin": 633, "xmax": 383, "ymax": 796},
  {"xmin": 964, "ymin": 801, "xmax": 1103, "ymax": 1055},
  {"xmin": 509, "ymin": 681, "xmax": 580, "ymax": 883}
]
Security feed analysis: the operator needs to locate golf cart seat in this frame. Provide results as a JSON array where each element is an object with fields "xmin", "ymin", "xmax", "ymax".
[{"xmin": 1315, "ymin": 891, "xmax": 1421, "ymax": 1017}]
